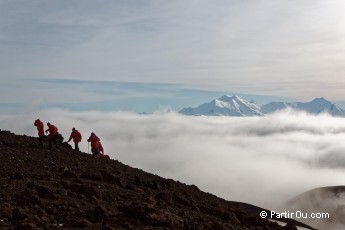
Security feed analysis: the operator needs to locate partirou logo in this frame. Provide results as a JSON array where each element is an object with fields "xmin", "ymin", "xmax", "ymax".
[
  {"xmin": 259, "ymin": 210, "xmax": 330, "ymax": 219},
  {"xmin": 259, "ymin": 211, "xmax": 267, "ymax": 218}
]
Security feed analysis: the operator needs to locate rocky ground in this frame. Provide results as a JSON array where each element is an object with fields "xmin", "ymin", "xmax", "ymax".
[{"xmin": 0, "ymin": 130, "xmax": 314, "ymax": 229}]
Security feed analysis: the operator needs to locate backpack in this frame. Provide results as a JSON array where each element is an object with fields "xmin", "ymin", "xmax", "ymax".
[{"xmin": 56, "ymin": 133, "xmax": 64, "ymax": 144}]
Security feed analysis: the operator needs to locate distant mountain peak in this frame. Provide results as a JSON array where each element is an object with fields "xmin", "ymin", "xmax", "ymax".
[
  {"xmin": 218, "ymin": 95, "xmax": 242, "ymax": 102},
  {"xmin": 310, "ymin": 97, "xmax": 331, "ymax": 104},
  {"xmin": 180, "ymin": 96, "xmax": 345, "ymax": 117},
  {"xmin": 180, "ymin": 95, "xmax": 262, "ymax": 116}
]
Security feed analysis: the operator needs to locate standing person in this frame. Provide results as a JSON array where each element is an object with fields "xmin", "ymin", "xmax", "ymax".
[
  {"xmin": 34, "ymin": 119, "xmax": 45, "ymax": 148},
  {"xmin": 45, "ymin": 122, "xmax": 58, "ymax": 149},
  {"xmin": 67, "ymin": 128, "xmax": 82, "ymax": 151},
  {"xmin": 87, "ymin": 132, "xmax": 100, "ymax": 156}
]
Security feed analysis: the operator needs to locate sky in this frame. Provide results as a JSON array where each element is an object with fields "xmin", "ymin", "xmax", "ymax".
[
  {"xmin": 2, "ymin": 109, "xmax": 345, "ymax": 229},
  {"xmin": 2, "ymin": 0, "xmax": 345, "ymax": 112}
]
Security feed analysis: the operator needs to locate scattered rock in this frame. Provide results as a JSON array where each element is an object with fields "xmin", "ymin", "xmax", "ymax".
[
  {"xmin": 57, "ymin": 187, "xmax": 68, "ymax": 197},
  {"xmin": 0, "ymin": 130, "xmax": 314, "ymax": 230},
  {"xmin": 12, "ymin": 207, "xmax": 28, "ymax": 221},
  {"xmin": 14, "ymin": 218, "xmax": 37, "ymax": 230},
  {"xmin": 35, "ymin": 185, "xmax": 54, "ymax": 199},
  {"xmin": 11, "ymin": 172, "xmax": 24, "ymax": 180},
  {"xmin": 67, "ymin": 218, "xmax": 93, "ymax": 228},
  {"xmin": 93, "ymin": 205, "xmax": 108, "ymax": 222},
  {"xmin": 284, "ymin": 222, "xmax": 298, "ymax": 230},
  {"xmin": 0, "ymin": 203, "xmax": 13, "ymax": 219}
]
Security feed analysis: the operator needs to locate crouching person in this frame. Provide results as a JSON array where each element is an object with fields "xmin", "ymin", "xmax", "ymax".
[
  {"xmin": 46, "ymin": 122, "xmax": 58, "ymax": 149},
  {"xmin": 98, "ymin": 142, "xmax": 110, "ymax": 159}
]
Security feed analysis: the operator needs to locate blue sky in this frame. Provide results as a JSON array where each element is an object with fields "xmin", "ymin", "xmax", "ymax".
[
  {"xmin": 2, "ymin": 0, "xmax": 345, "ymax": 112},
  {"xmin": 0, "ymin": 78, "xmax": 289, "ymax": 113}
]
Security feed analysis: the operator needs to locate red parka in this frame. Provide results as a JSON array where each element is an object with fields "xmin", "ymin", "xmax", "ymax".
[
  {"xmin": 46, "ymin": 124, "xmax": 58, "ymax": 139},
  {"xmin": 68, "ymin": 130, "xmax": 82, "ymax": 143},
  {"xmin": 98, "ymin": 143, "xmax": 109, "ymax": 159},
  {"xmin": 34, "ymin": 119, "xmax": 44, "ymax": 136},
  {"xmin": 87, "ymin": 133, "xmax": 100, "ymax": 149}
]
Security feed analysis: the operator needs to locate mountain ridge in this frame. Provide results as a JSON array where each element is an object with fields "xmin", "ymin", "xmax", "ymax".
[
  {"xmin": 0, "ymin": 129, "xmax": 315, "ymax": 229},
  {"xmin": 180, "ymin": 95, "xmax": 345, "ymax": 117}
]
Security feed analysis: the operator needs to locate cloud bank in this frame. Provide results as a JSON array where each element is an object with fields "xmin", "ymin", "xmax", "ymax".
[{"xmin": 1, "ymin": 109, "xmax": 345, "ymax": 213}]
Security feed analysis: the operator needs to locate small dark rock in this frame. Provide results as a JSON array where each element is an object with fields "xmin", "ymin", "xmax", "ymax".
[
  {"xmin": 14, "ymin": 219, "xmax": 37, "ymax": 230},
  {"xmin": 173, "ymin": 193, "xmax": 190, "ymax": 206},
  {"xmin": 101, "ymin": 170, "xmax": 116, "ymax": 181},
  {"xmin": 35, "ymin": 185, "xmax": 54, "ymax": 199},
  {"xmin": 0, "ymin": 203, "xmax": 13, "ymax": 219},
  {"xmin": 157, "ymin": 192, "xmax": 173, "ymax": 204},
  {"xmin": 284, "ymin": 222, "xmax": 298, "ymax": 230},
  {"xmin": 11, "ymin": 172, "xmax": 24, "ymax": 180},
  {"xmin": 79, "ymin": 185, "xmax": 100, "ymax": 198},
  {"xmin": 46, "ymin": 206, "xmax": 58, "ymax": 215},
  {"xmin": 93, "ymin": 205, "xmax": 108, "ymax": 222},
  {"xmin": 67, "ymin": 218, "xmax": 93, "ymax": 228},
  {"xmin": 12, "ymin": 207, "xmax": 28, "ymax": 221},
  {"xmin": 57, "ymin": 187, "xmax": 68, "ymax": 197},
  {"xmin": 26, "ymin": 181, "xmax": 35, "ymax": 188}
]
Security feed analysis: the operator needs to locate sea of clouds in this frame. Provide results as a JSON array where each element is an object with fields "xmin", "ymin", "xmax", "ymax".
[{"xmin": 1, "ymin": 109, "xmax": 345, "ymax": 215}]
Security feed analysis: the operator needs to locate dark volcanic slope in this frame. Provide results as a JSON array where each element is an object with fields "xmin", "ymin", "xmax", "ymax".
[{"xmin": 0, "ymin": 130, "xmax": 309, "ymax": 230}]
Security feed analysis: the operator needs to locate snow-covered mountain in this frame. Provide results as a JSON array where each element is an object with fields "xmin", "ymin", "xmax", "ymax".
[
  {"xmin": 180, "ymin": 95, "xmax": 263, "ymax": 116},
  {"xmin": 180, "ymin": 95, "xmax": 345, "ymax": 117},
  {"xmin": 261, "ymin": 97, "xmax": 345, "ymax": 116}
]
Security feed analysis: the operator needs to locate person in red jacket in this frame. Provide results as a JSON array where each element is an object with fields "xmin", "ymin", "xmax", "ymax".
[
  {"xmin": 34, "ymin": 119, "xmax": 45, "ymax": 148},
  {"xmin": 67, "ymin": 128, "xmax": 82, "ymax": 151},
  {"xmin": 98, "ymin": 142, "xmax": 110, "ymax": 159},
  {"xmin": 87, "ymin": 132, "xmax": 100, "ymax": 156},
  {"xmin": 45, "ymin": 122, "xmax": 58, "ymax": 149}
]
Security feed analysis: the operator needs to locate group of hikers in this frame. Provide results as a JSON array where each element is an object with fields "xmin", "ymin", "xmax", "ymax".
[{"xmin": 34, "ymin": 119, "xmax": 108, "ymax": 158}]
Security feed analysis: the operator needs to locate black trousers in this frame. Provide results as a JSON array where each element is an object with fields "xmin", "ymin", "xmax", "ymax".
[
  {"xmin": 38, "ymin": 134, "xmax": 45, "ymax": 147},
  {"xmin": 74, "ymin": 142, "xmax": 79, "ymax": 151},
  {"xmin": 49, "ymin": 134, "xmax": 58, "ymax": 149},
  {"xmin": 91, "ymin": 147, "xmax": 100, "ymax": 156}
]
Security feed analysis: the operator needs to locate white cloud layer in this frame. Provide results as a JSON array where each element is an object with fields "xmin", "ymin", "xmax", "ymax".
[{"xmin": 2, "ymin": 109, "xmax": 345, "ymax": 214}]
